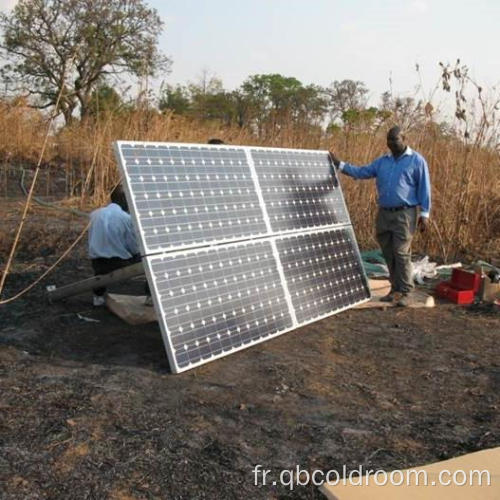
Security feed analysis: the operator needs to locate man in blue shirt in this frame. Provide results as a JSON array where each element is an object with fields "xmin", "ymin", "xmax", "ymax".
[
  {"xmin": 88, "ymin": 185, "xmax": 146, "ymax": 306},
  {"xmin": 329, "ymin": 126, "xmax": 431, "ymax": 306}
]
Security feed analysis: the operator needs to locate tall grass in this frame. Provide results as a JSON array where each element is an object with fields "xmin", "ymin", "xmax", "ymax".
[{"xmin": 1, "ymin": 102, "xmax": 499, "ymax": 263}]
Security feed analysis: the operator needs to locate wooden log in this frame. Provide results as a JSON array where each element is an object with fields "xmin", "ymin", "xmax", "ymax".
[{"xmin": 46, "ymin": 262, "xmax": 144, "ymax": 302}]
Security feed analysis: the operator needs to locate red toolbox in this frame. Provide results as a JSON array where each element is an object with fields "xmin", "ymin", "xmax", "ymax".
[
  {"xmin": 435, "ymin": 269, "xmax": 481, "ymax": 305},
  {"xmin": 450, "ymin": 268, "xmax": 481, "ymax": 293},
  {"xmin": 436, "ymin": 282, "xmax": 475, "ymax": 304}
]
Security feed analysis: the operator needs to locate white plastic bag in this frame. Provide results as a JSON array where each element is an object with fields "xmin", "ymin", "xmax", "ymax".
[{"xmin": 412, "ymin": 256, "xmax": 438, "ymax": 284}]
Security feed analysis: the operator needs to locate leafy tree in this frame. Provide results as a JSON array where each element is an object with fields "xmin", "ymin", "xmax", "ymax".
[
  {"xmin": 193, "ymin": 90, "xmax": 237, "ymax": 124},
  {"xmin": 328, "ymin": 79, "xmax": 369, "ymax": 121},
  {"xmin": 342, "ymin": 107, "xmax": 378, "ymax": 127},
  {"xmin": 0, "ymin": 0, "xmax": 170, "ymax": 124},
  {"xmin": 159, "ymin": 72, "xmax": 329, "ymax": 133},
  {"xmin": 159, "ymin": 84, "xmax": 191, "ymax": 115},
  {"xmin": 231, "ymin": 89, "xmax": 252, "ymax": 128},
  {"xmin": 159, "ymin": 73, "xmax": 240, "ymax": 126},
  {"xmin": 87, "ymin": 84, "xmax": 123, "ymax": 117},
  {"xmin": 242, "ymin": 74, "xmax": 302, "ymax": 114},
  {"xmin": 187, "ymin": 73, "xmax": 228, "ymax": 121},
  {"xmin": 292, "ymin": 84, "xmax": 329, "ymax": 127},
  {"xmin": 241, "ymin": 74, "xmax": 328, "ymax": 137}
]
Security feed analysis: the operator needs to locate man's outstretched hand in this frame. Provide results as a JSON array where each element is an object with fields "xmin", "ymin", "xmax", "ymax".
[
  {"xmin": 418, "ymin": 216, "xmax": 429, "ymax": 233},
  {"xmin": 329, "ymin": 151, "xmax": 341, "ymax": 168}
]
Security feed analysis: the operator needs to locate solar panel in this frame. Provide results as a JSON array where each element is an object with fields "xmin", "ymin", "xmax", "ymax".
[
  {"xmin": 250, "ymin": 148, "xmax": 350, "ymax": 232},
  {"xmin": 146, "ymin": 240, "xmax": 293, "ymax": 372},
  {"xmin": 115, "ymin": 143, "xmax": 268, "ymax": 253},
  {"xmin": 114, "ymin": 141, "xmax": 370, "ymax": 373},
  {"xmin": 276, "ymin": 227, "xmax": 370, "ymax": 323}
]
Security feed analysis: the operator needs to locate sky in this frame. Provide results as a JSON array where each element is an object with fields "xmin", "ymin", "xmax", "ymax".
[
  {"xmin": 151, "ymin": 0, "xmax": 500, "ymax": 107},
  {"xmin": 0, "ymin": 0, "xmax": 499, "ymax": 109}
]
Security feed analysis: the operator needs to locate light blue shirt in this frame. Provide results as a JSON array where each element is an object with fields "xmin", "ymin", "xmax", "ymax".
[
  {"xmin": 88, "ymin": 203, "xmax": 139, "ymax": 259},
  {"xmin": 339, "ymin": 147, "xmax": 431, "ymax": 217}
]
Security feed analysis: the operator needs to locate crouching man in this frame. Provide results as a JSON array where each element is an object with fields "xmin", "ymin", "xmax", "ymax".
[{"xmin": 88, "ymin": 185, "xmax": 149, "ymax": 306}]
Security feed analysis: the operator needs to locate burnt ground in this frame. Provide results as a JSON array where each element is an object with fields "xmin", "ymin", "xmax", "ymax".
[{"xmin": 0, "ymin": 202, "xmax": 499, "ymax": 499}]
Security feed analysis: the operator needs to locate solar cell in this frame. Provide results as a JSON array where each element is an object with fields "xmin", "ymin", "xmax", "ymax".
[
  {"xmin": 276, "ymin": 227, "xmax": 370, "ymax": 323},
  {"xmin": 115, "ymin": 142, "xmax": 268, "ymax": 253},
  {"xmin": 147, "ymin": 240, "xmax": 293, "ymax": 372},
  {"xmin": 250, "ymin": 148, "xmax": 350, "ymax": 232}
]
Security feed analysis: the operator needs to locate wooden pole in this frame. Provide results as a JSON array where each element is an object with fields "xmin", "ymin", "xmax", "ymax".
[{"xmin": 47, "ymin": 262, "xmax": 145, "ymax": 302}]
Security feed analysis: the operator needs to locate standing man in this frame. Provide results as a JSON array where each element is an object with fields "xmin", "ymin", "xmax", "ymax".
[{"xmin": 330, "ymin": 126, "xmax": 431, "ymax": 306}]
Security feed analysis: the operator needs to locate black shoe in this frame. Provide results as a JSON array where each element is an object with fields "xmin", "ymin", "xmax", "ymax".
[{"xmin": 379, "ymin": 293, "xmax": 395, "ymax": 303}]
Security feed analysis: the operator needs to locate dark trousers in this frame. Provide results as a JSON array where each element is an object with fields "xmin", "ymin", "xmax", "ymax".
[
  {"xmin": 91, "ymin": 255, "xmax": 149, "ymax": 296},
  {"xmin": 375, "ymin": 207, "xmax": 417, "ymax": 294}
]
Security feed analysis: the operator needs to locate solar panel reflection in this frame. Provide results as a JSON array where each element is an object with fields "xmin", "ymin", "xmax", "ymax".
[{"xmin": 251, "ymin": 149, "xmax": 350, "ymax": 232}]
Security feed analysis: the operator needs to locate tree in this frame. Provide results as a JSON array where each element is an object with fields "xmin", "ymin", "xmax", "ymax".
[
  {"xmin": 242, "ymin": 74, "xmax": 303, "ymax": 115},
  {"xmin": 380, "ymin": 92, "xmax": 426, "ymax": 131},
  {"xmin": 341, "ymin": 107, "xmax": 378, "ymax": 127},
  {"xmin": 292, "ymin": 84, "xmax": 329, "ymax": 128},
  {"xmin": 87, "ymin": 84, "xmax": 124, "ymax": 118},
  {"xmin": 192, "ymin": 90, "xmax": 237, "ymax": 125},
  {"xmin": 231, "ymin": 89, "xmax": 253, "ymax": 128},
  {"xmin": 328, "ymin": 79, "xmax": 369, "ymax": 121},
  {"xmin": 187, "ymin": 73, "xmax": 228, "ymax": 121},
  {"xmin": 159, "ymin": 74, "xmax": 242, "ymax": 126},
  {"xmin": 159, "ymin": 84, "xmax": 191, "ymax": 115},
  {"xmin": 0, "ymin": 0, "xmax": 170, "ymax": 124},
  {"xmin": 188, "ymin": 68, "xmax": 224, "ymax": 96},
  {"xmin": 240, "ymin": 74, "xmax": 328, "ymax": 137}
]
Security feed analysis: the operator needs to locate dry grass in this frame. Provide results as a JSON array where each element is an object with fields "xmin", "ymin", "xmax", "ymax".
[
  {"xmin": 0, "ymin": 99, "xmax": 50, "ymax": 163},
  {"xmin": 0, "ymin": 102, "xmax": 499, "ymax": 263}
]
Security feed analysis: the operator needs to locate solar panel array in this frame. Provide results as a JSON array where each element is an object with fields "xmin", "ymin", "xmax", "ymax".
[{"xmin": 115, "ymin": 141, "xmax": 370, "ymax": 373}]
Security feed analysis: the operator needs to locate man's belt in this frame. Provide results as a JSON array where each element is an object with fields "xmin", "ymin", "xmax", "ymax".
[{"xmin": 380, "ymin": 205, "xmax": 417, "ymax": 212}]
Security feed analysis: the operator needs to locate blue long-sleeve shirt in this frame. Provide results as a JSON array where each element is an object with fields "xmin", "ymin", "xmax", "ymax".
[
  {"xmin": 339, "ymin": 147, "xmax": 431, "ymax": 217},
  {"xmin": 88, "ymin": 203, "xmax": 139, "ymax": 259}
]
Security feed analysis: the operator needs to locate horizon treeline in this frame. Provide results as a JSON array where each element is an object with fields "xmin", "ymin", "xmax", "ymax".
[{"xmin": 155, "ymin": 73, "xmax": 428, "ymax": 138}]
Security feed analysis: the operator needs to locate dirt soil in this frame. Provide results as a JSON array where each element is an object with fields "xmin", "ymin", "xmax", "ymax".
[{"xmin": 1, "ymin": 203, "xmax": 499, "ymax": 499}]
